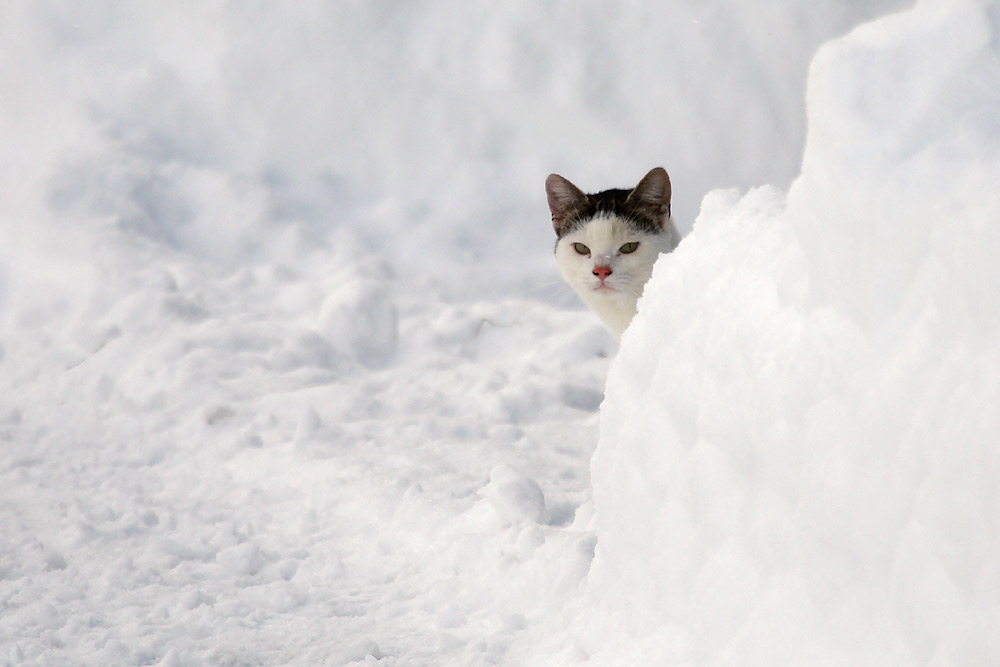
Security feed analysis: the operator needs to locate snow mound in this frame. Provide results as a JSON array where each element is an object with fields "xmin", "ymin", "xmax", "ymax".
[
  {"xmin": 483, "ymin": 464, "xmax": 551, "ymax": 525},
  {"xmin": 586, "ymin": 0, "xmax": 1000, "ymax": 663}
]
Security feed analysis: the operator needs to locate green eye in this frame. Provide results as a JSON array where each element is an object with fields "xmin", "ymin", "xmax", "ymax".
[
  {"xmin": 620, "ymin": 242, "xmax": 640, "ymax": 254},
  {"xmin": 573, "ymin": 243, "xmax": 590, "ymax": 255}
]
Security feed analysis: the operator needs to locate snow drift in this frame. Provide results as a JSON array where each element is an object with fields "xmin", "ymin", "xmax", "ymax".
[{"xmin": 586, "ymin": 0, "xmax": 1000, "ymax": 663}]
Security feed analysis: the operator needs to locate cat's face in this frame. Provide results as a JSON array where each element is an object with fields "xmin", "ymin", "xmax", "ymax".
[
  {"xmin": 554, "ymin": 215, "xmax": 666, "ymax": 301},
  {"xmin": 546, "ymin": 167, "xmax": 680, "ymax": 339}
]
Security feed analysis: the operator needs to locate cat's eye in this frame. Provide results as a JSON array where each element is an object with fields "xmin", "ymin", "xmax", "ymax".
[
  {"xmin": 573, "ymin": 243, "xmax": 590, "ymax": 255},
  {"xmin": 620, "ymin": 242, "xmax": 640, "ymax": 254}
]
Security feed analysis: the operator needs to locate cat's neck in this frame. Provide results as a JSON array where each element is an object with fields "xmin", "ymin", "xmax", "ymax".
[{"xmin": 578, "ymin": 289, "xmax": 638, "ymax": 342}]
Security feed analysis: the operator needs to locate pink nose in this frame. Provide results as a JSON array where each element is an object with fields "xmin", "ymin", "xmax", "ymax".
[{"xmin": 593, "ymin": 265, "xmax": 612, "ymax": 280}]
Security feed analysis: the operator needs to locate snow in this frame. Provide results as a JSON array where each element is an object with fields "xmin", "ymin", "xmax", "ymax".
[{"xmin": 2, "ymin": 0, "xmax": 996, "ymax": 665}]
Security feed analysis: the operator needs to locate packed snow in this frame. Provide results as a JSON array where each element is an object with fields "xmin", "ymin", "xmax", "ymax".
[{"xmin": 2, "ymin": 1, "xmax": 996, "ymax": 666}]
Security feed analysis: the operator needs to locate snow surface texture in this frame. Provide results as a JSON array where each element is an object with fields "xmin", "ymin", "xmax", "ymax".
[
  {"xmin": 3, "ymin": 0, "xmax": 986, "ymax": 665},
  {"xmin": 581, "ymin": 0, "xmax": 1000, "ymax": 664}
]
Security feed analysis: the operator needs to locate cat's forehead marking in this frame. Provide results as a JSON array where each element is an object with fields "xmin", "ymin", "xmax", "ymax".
[{"xmin": 555, "ymin": 188, "xmax": 661, "ymax": 238}]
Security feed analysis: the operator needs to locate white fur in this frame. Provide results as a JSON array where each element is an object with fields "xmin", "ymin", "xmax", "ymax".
[{"xmin": 556, "ymin": 214, "xmax": 679, "ymax": 341}]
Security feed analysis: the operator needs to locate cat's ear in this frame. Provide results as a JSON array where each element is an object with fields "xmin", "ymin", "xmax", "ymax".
[
  {"xmin": 626, "ymin": 167, "xmax": 672, "ymax": 225},
  {"xmin": 546, "ymin": 174, "xmax": 588, "ymax": 235}
]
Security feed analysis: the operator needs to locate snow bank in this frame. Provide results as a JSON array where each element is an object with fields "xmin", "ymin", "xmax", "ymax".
[{"xmin": 586, "ymin": 0, "xmax": 1000, "ymax": 663}]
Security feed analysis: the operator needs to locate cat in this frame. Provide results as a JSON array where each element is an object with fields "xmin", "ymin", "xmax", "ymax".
[{"xmin": 546, "ymin": 167, "xmax": 681, "ymax": 341}]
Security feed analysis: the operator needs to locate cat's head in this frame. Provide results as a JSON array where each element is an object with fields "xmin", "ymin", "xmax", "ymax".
[{"xmin": 546, "ymin": 167, "xmax": 675, "ymax": 302}]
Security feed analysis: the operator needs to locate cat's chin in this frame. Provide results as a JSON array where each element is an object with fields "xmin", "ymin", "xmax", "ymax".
[{"xmin": 590, "ymin": 284, "xmax": 620, "ymax": 295}]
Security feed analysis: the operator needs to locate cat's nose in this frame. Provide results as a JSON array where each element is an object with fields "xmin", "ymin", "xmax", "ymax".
[{"xmin": 593, "ymin": 265, "xmax": 613, "ymax": 281}]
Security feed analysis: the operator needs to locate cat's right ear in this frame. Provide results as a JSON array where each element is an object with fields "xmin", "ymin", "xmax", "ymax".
[{"xmin": 546, "ymin": 174, "xmax": 587, "ymax": 236}]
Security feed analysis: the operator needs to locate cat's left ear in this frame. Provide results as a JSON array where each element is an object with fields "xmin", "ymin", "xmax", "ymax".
[{"xmin": 626, "ymin": 167, "xmax": 672, "ymax": 225}]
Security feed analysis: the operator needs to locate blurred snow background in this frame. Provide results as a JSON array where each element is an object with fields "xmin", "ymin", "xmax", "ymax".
[{"xmin": 5, "ymin": 0, "xmax": 998, "ymax": 665}]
